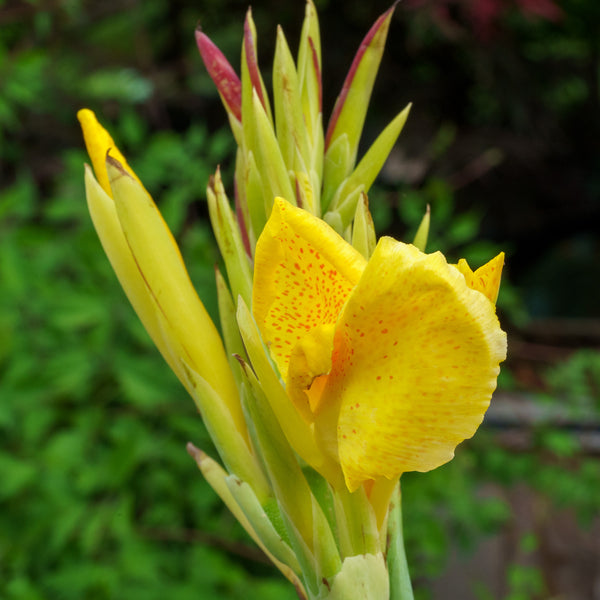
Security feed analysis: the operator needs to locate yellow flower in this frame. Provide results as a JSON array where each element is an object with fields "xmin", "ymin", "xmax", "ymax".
[{"xmin": 253, "ymin": 198, "xmax": 507, "ymax": 492}]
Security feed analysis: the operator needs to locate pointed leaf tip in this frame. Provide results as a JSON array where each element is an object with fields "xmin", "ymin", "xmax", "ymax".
[{"xmin": 412, "ymin": 203, "xmax": 430, "ymax": 252}]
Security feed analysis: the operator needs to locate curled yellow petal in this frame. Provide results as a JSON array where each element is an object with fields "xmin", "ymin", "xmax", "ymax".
[
  {"xmin": 456, "ymin": 252, "xmax": 505, "ymax": 304},
  {"xmin": 77, "ymin": 108, "xmax": 143, "ymax": 196},
  {"xmin": 287, "ymin": 323, "xmax": 335, "ymax": 416},
  {"xmin": 253, "ymin": 197, "xmax": 366, "ymax": 379},
  {"xmin": 315, "ymin": 239, "xmax": 507, "ymax": 491}
]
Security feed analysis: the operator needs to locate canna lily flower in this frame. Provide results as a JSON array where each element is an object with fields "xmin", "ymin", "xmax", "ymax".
[
  {"xmin": 77, "ymin": 2, "xmax": 509, "ymax": 597},
  {"xmin": 253, "ymin": 198, "xmax": 507, "ymax": 492}
]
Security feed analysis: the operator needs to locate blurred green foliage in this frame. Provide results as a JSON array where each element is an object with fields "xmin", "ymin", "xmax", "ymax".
[
  {"xmin": 0, "ymin": 119, "xmax": 302, "ymax": 598},
  {"xmin": 1, "ymin": 0, "xmax": 599, "ymax": 598}
]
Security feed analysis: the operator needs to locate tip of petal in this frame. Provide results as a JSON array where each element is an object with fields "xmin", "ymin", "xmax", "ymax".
[
  {"xmin": 457, "ymin": 252, "xmax": 505, "ymax": 304},
  {"xmin": 77, "ymin": 108, "xmax": 144, "ymax": 197}
]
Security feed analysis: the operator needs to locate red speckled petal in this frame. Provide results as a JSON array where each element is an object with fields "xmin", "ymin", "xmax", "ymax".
[
  {"xmin": 316, "ymin": 238, "xmax": 507, "ymax": 491},
  {"xmin": 253, "ymin": 198, "xmax": 366, "ymax": 380}
]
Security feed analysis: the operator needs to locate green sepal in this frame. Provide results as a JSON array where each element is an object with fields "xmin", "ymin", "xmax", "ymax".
[
  {"xmin": 215, "ymin": 267, "xmax": 248, "ymax": 384},
  {"xmin": 323, "ymin": 210, "xmax": 344, "ymax": 235},
  {"xmin": 311, "ymin": 496, "xmax": 342, "ymax": 583},
  {"xmin": 237, "ymin": 367, "xmax": 316, "ymax": 558},
  {"xmin": 297, "ymin": 0, "xmax": 321, "ymax": 140},
  {"xmin": 252, "ymin": 89, "xmax": 296, "ymax": 209},
  {"xmin": 297, "ymin": 0, "xmax": 323, "ymax": 179},
  {"xmin": 225, "ymin": 473, "xmax": 301, "ymax": 573},
  {"xmin": 351, "ymin": 192, "xmax": 376, "ymax": 259},
  {"xmin": 277, "ymin": 503, "xmax": 320, "ymax": 599},
  {"xmin": 322, "ymin": 133, "xmax": 351, "ymax": 213},
  {"xmin": 207, "ymin": 169, "xmax": 253, "ymax": 307},
  {"xmin": 263, "ymin": 495, "xmax": 294, "ymax": 550},
  {"xmin": 295, "ymin": 167, "xmax": 319, "ymax": 216},
  {"xmin": 242, "ymin": 150, "xmax": 268, "ymax": 244},
  {"xmin": 180, "ymin": 360, "xmax": 270, "ymax": 503},
  {"xmin": 239, "ymin": 378, "xmax": 338, "ymax": 595},
  {"xmin": 327, "ymin": 185, "xmax": 363, "ymax": 235},
  {"xmin": 227, "ymin": 111, "xmax": 244, "ymax": 147},
  {"xmin": 274, "ymin": 26, "xmax": 309, "ymax": 174},
  {"xmin": 302, "ymin": 466, "xmax": 338, "ymax": 544},
  {"xmin": 412, "ymin": 204, "xmax": 430, "ymax": 253},
  {"xmin": 332, "ymin": 485, "xmax": 380, "ymax": 560},
  {"xmin": 236, "ymin": 298, "xmax": 330, "ymax": 474},
  {"xmin": 233, "ymin": 146, "xmax": 256, "ymax": 252},
  {"xmin": 187, "ymin": 444, "xmax": 306, "ymax": 596}
]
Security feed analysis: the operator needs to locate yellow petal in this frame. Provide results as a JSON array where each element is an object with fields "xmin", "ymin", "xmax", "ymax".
[
  {"xmin": 253, "ymin": 197, "xmax": 366, "ymax": 379},
  {"xmin": 456, "ymin": 252, "xmax": 505, "ymax": 304},
  {"xmin": 106, "ymin": 157, "xmax": 247, "ymax": 441},
  {"xmin": 77, "ymin": 108, "xmax": 144, "ymax": 197},
  {"xmin": 237, "ymin": 298, "xmax": 341, "ymax": 485},
  {"xmin": 315, "ymin": 239, "xmax": 507, "ymax": 491}
]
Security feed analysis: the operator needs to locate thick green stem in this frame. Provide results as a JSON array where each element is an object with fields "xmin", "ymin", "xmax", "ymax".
[{"xmin": 387, "ymin": 483, "xmax": 414, "ymax": 600}]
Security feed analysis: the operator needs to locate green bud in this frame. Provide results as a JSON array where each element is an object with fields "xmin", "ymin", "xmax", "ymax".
[
  {"xmin": 328, "ymin": 104, "xmax": 411, "ymax": 227},
  {"xmin": 326, "ymin": 553, "xmax": 389, "ymax": 600},
  {"xmin": 322, "ymin": 133, "xmax": 351, "ymax": 213},
  {"xmin": 215, "ymin": 267, "xmax": 248, "ymax": 383},
  {"xmin": 207, "ymin": 169, "xmax": 253, "ymax": 307},
  {"xmin": 180, "ymin": 360, "xmax": 270, "ymax": 501},
  {"xmin": 297, "ymin": 0, "xmax": 323, "ymax": 180},
  {"xmin": 351, "ymin": 193, "xmax": 376, "ymax": 259},
  {"xmin": 274, "ymin": 26, "xmax": 309, "ymax": 174},
  {"xmin": 252, "ymin": 88, "xmax": 296, "ymax": 208},
  {"xmin": 412, "ymin": 204, "xmax": 430, "ymax": 253}
]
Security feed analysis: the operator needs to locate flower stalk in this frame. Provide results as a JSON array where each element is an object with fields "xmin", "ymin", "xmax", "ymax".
[{"xmin": 78, "ymin": 2, "xmax": 507, "ymax": 598}]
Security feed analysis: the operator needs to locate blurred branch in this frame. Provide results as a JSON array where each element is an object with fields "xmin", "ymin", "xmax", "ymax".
[{"xmin": 447, "ymin": 148, "xmax": 504, "ymax": 190}]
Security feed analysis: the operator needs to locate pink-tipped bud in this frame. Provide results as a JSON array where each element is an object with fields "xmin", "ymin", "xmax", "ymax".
[{"xmin": 195, "ymin": 28, "xmax": 242, "ymax": 122}]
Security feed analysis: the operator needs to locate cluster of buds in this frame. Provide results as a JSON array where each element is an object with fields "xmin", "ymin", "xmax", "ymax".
[{"xmin": 78, "ymin": 2, "xmax": 506, "ymax": 598}]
